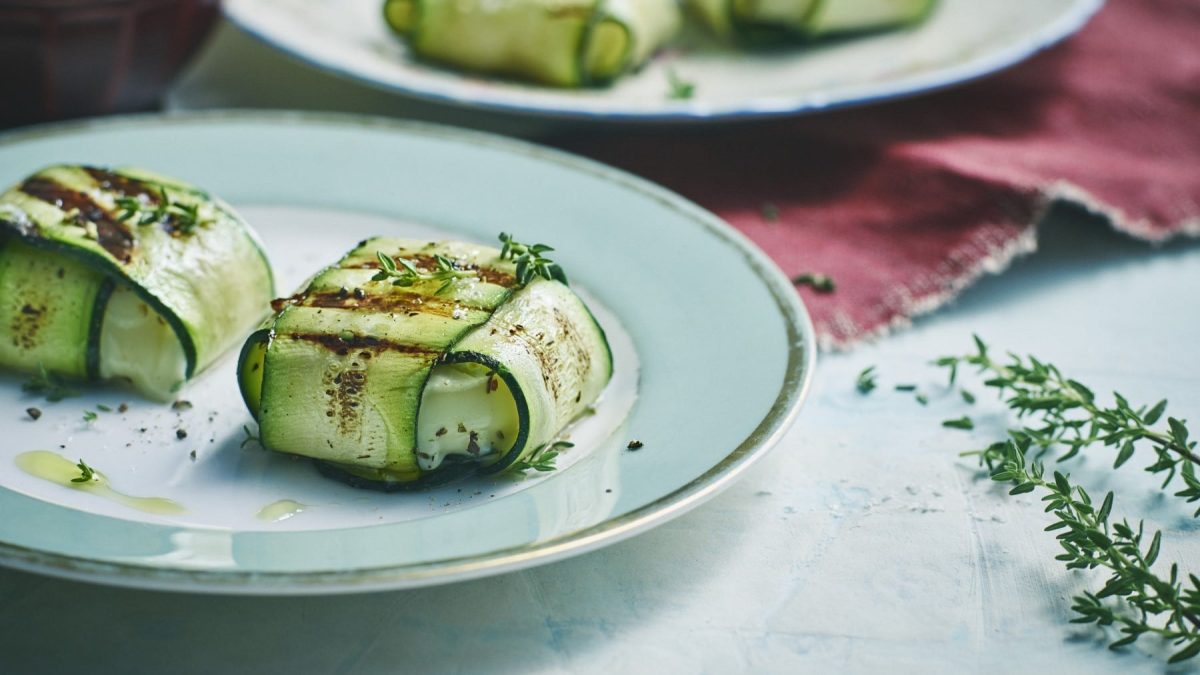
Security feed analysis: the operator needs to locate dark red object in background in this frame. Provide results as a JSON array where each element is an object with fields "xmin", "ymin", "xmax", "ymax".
[{"xmin": 0, "ymin": 0, "xmax": 219, "ymax": 128}]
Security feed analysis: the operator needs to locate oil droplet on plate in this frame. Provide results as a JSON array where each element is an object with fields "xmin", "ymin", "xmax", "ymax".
[
  {"xmin": 15, "ymin": 450, "xmax": 185, "ymax": 516},
  {"xmin": 257, "ymin": 499, "xmax": 307, "ymax": 523}
]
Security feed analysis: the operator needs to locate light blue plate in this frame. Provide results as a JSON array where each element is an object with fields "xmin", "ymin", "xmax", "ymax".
[
  {"xmin": 0, "ymin": 112, "xmax": 814, "ymax": 594},
  {"xmin": 222, "ymin": 0, "xmax": 1103, "ymax": 122}
]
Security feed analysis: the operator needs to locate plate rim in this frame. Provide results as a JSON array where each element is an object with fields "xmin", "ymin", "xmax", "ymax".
[
  {"xmin": 0, "ymin": 110, "xmax": 816, "ymax": 594},
  {"xmin": 221, "ymin": 0, "xmax": 1104, "ymax": 123}
]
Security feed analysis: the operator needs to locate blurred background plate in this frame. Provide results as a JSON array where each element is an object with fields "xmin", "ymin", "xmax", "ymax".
[{"xmin": 220, "ymin": 0, "xmax": 1103, "ymax": 123}]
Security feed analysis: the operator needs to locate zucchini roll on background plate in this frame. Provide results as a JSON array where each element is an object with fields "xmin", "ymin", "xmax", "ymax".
[
  {"xmin": 383, "ymin": 0, "xmax": 681, "ymax": 87},
  {"xmin": 689, "ymin": 0, "xmax": 937, "ymax": 41},
  {"xmin": 239, "ymin": 236, "xmax": 613, "ymax": 489},
  {"xmin": 0, "ymin": 165, "xmax": 274, "ymax": 400}
]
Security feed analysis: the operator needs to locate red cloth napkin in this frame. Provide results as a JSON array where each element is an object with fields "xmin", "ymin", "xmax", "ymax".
[{"xmin": 556, "ymin": 0, "xmax": 1200, "ymax": 349}]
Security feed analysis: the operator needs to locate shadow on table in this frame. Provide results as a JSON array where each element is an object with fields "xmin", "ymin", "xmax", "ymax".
[
  {"xmin": 0, "ymin": 472, "xmax": 763, "ymax": 675},
  {"xmin": 947, "ymin": 200, "xmax": 1200, "ymax": 318}
]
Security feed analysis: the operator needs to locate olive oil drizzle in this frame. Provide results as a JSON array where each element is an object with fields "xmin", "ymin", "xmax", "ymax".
[
  {"xmin": 15, "ymin": 450, "xmax": 185, "ymax": 515},
  {"xmin": 256, "ymin": 499, "xmax": 306, "ymax": 523}
]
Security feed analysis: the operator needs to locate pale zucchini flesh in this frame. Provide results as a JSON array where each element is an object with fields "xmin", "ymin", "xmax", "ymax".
[{"xmin": 98, "ymin": 284, "xmax": 189, "ymax": 399}]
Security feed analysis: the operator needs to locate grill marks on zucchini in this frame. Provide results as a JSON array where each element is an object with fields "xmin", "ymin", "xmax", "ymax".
[
  {"xmin": 288, "ymin": 289, "xmax": 487, "ymax": 319},
  {"xmin": 19, "ymin": 176, "xmax": 136, "ymax": 262},
  {"xmin": 287, "ymin": 332, "xmax": 440, "ymax": 356}
]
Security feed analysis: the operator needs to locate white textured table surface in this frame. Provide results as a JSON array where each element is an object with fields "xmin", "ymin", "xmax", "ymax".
[{"xmin": 3, "ymin": 26, "xmax": 1199, "ymax": 675}]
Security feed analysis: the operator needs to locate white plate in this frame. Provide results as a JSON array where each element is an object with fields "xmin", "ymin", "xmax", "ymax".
[
  {"xmin": 0, "ymin": 112, "xmax": 814, "ymax": 594},
  {"xmin": 223, "ymin": 0, "xmax": 1103, "ymax": 122}
]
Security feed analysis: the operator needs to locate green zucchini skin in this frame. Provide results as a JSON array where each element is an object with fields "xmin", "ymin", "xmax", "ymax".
[
  {"xmin": 384, "ymin": 0, "xmax": 681, "ymax": 87},
  {"xmin": 0, "ymin": 165, "xmax": 275, "ymax": 398},
  {"xmin": 241, "ymin": 237, "xmax": 613, "ymax": 488},
  {"xmin": 85, "ymin": 278, "xmax": 116, "ymax": 381},
  {"xmin": 689, "ymin": 0, "xmax": 936, "ymax": 43}
]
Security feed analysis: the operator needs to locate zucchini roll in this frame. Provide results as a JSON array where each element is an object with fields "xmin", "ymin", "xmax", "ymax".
[
  {"xmin": 238, "ymin": 237, "xmax": 613, "ymax": 489},
  {"xmin": 383, "ymin": 0, "xmax": 682, "ymax": 87},
  {"xmin": 689, "ymin": 0, "xmax": 936, "ymax": 41},
  {"xmin": 0, "ymin": 165, "xmax": 274, "ymax": 400}
]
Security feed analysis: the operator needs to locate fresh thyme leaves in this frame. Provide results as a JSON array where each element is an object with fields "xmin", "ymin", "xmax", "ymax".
[
  {"xmin": 510, "ymin": 440, "xmax": 575, "ymax": 475},
  {"xmin": 96, "ymin": 404, "xmax": 112, "ymax": 413},
  {"xmin": 497, "ymin": 233, "xmax": 567, "ymax": 285},
  {"xmin": 82, "ymin": 410, "xmax": 98, "ymax": 424},
  {"xmin": 372, "ymin": 251, "xmax": 475, "ymax": 294},
  {"xmin": 240, "ymin": 424, "xmax": 262, "ymax": 449},
  {"xmin": 915, "ymin": 393, "xmax": 929, "ymax": 406},
  {"xmin": 961, "ymin": 389, "xmax": 976, "ymax": 405},
  {"xmin": 895, "ymin": 384, "xmax": 918, "ymax": 392},
  {"xmin": 942, "ymin": 416, "xmax": 974, "ymax": 430},
  {"xmin": 23, "ymin": 363, "xmax": 75, "ymax": 402},
  {"xmin": 666, "ymin": 67, "xmax": 696, "ymax": 100},
  {"xmin": 71, "ymin": 459, "xmax": 97, "ymax": 484},
  {"xmin": 978, "ymin": 438, "xmax": 1200, "ymax": 662},
  {"xmin": 855, "ymin": 366, "xmax": 877, "ymax": 394},
  {"xmin": 114, "ymin": 186, "xmax": 207, "ymax": 234},
  {"xmin": 792, "ymin": 273, "xmax": 836, "ymax": 294},
  {"xmin": 937, "ymin": 336, "xmax": 1199, "ymax": 515}
]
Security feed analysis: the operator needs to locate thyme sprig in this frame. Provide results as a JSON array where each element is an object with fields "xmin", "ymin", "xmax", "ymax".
[
  {"xmin": 938, "ymin": 336, "xmax": 1200, "ymax": 515},
  {"xmin": 792, "ymin": 273, "xmax": 836, "ymax": 294},
  {"xmin": 855, "ymin": 366, "xmax": 877, "ymax": 394},
  {"xmin": 23, "ymin": 363, "xmax": 76, "ymax": 402},
  {"xmin": 71, "ymin": 459, "xmax": 97, "ymax": 484},
  {"xmin": 372, "ymin": 251, "xmax": 475, "ymax": 294},
  {"xmin": 241, "ymin": 424, "xmax": 262, "ymax": 449},
  {"xmin": 114, "ymin": 186, "xmax": 207, "ymax": 234},
  {"xmin": 510, "ymin": 440, "xmax": 574, "ymax": 475},
  {"xmin": 977, "ymin": 438, "xmax": 1200, "ymax": 662},
  {"xmin": 666, "ymin": 67, "xmax": 696, "ymax": 100},
  {"xmin": 497, "ymin": 233, "xmax": 567, "ymax": 286}
]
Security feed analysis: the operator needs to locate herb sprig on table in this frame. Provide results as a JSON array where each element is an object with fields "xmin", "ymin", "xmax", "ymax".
[
  {"xmin": 934, "ymin": 336, "xmax": 1199, "ymax": 662},
  {"xmin": 855, "ymin": 366, "xmax": 877, "ymax": 394},
  {"xmin": 937, "ymin": 336, "xmax": 1199, "ymax": 515},
  {"xmin": 979, "ymin": 438, "xmax": 1200, "ymax": 663}
]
